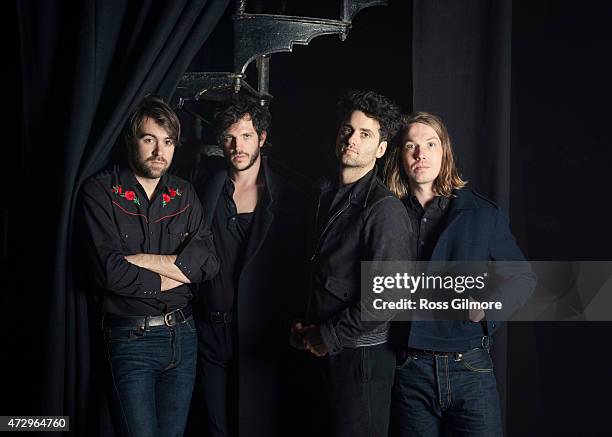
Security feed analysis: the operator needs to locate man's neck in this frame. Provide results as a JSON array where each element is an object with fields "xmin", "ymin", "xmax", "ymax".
[
  {"xmin": 411, "ymin": 183, "xmax": 436, "ymax": 208},
  {"xmin": 230, "ymin": 157, "xmax": 261, "ymax": 188},
  {"xmin": 133, "ymin": 171, "xmax": 160, "ymax": 201},
  {"xmin": 339, "ymin": 163, "xmax": 375, "ymax": 186}
]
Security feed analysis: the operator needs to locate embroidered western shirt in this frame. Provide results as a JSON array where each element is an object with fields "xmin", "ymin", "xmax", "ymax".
[{"xmin": 81, "ymin": 165, "xmax": 219, "ymax": 316}]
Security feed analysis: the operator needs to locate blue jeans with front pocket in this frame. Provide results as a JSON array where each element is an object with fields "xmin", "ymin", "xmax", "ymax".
[
  {"xmin": 104, "ymin": 317, "xmax": 197, "ymax": 437},
  {"xmin": 391, "ymin": 347, "xmax": 502, "ymax": 437}
]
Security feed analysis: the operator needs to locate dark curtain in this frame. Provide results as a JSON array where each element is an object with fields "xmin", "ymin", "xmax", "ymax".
[
  {"xmin": 411, "ymin": 0, "xmax": 513, "ymax": 431},
  {"xmin": 16, "ymin": 0, "xmax": 229, "ymax": 435}
]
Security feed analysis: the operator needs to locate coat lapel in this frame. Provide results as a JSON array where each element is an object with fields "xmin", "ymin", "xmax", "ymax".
[
  {"xmin": 241, "ymin": 158, "xmax": 276, "ymax": 273},
  {"xmin": 430, "ymin": 190, "xmax": 476, "ymax": 261},
  {"xmin": 199, "ymin": 170, "xmax": 226, "ymax": 227}
]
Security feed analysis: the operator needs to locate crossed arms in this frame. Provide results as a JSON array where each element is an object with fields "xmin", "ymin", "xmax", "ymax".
[
  {"xmin": 81, "ymin": 178, "xmax": 218, "ymax": 296},
  {"xmin": 124, "ymin": 254, "xmax": 188, "ymax": 291}
]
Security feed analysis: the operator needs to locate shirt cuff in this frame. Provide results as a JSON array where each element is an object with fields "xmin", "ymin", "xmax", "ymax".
[
  {"xmin": 319, "ymin": 319, "xmax": 343, "ymax": 356},
  {"xmin": 174, "ymin": 251, "xmax": 196, "ymax": 282},
  {"xmin": 138, "ymin": 267, "xmax": 161, "ymax": 297}
]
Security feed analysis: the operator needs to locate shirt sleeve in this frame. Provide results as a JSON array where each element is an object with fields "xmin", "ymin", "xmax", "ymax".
[
  {"xmin": 81, "ymin": 179, "xmax": 161, "ymax": 297},
  {"xmin": 320, "ymin": 196, "xmax": 414, "ymax": 355},
  {"xmin": 474, "ymin": 207, "xmax": 537, "ymax": 322},
  {"xmin": 174, "ymin": 184, "xmax": 219, "ymax": 283}
]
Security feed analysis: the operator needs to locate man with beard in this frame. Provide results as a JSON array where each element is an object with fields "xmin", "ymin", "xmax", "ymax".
[
  {"xmin": 291, "ymin": 90, "xmax": 413, "ymax": 436},
  {"xmin": 81, "ymin": 95, "xmax": 219, "ymax": 437},
  {"xmin": 189, "ymin": 96, "xmax": 311, "ymax": 437}
]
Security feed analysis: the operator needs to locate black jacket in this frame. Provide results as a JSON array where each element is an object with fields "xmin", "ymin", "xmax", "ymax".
[
  {"xmin": 307, "ymin": 168, "xmax": 413, "ymax": 355},
  {"xmin": 190, "ymin": 155, "xmax": 314, "ymax": 437}
]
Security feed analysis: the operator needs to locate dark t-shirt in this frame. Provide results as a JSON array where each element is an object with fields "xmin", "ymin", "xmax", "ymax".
[{"xmin": 205, "ymin": 177, "xmax": 255, "ymax": 312}]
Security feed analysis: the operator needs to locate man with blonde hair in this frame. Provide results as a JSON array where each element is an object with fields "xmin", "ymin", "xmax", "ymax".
[{"xmin": 384, "ymin": 112, "xmax": 535, "ymax": 436}]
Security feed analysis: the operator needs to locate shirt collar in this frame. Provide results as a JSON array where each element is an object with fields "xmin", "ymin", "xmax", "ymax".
[
  {"xmin": 222, "ymin": 156, "xmax": 274, "ymax": 203},
  {"xmin": 347, "ymin": 167, "xmax": 378, "ymax": 207},
  {"xmin": 119, "ymin": 165, "xmax": 171, "ymax": 189},
  {"xmin": 406, "ymin": 194, "xmax": 450, "ymax": 212}
]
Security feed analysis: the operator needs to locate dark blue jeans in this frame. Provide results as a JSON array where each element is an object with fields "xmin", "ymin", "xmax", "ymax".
[
  {"xmin": 104, "ymin": 317, "xmax": 197, "ymax": 437},
  {"xmin": 391, "ymin": 347, "xmax": 502, "ymax": 437},
  {"xmin": 322, "ymin": 343, "xmax": 396, "ymax": 437}
]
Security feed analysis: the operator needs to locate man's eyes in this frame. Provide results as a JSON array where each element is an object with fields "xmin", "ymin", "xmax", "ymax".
[
  {"xmin": 341, "ymin": 128, "xmax": 372, "ymax": 138},
  {"xmin": 403, "ymin": 142, "xmax": 437, "ymax": 149},
  {"xmin": 143, "ymin": 137, "xmax": 175, "ymax": 146}
]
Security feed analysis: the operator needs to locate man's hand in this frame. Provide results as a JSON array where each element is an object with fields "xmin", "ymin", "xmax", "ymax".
[
  {"xmin": 290, "ymin": 319, "xmax": 306, "ymax": 350},
  {"xmin": 160, "ymin": 275, "xmax": 183, "ymax": 292},
  {"xmin": 301, "ymin": 324, "xmax": 328, "ymax": 357},
  {"xmin": 468, "ymin": 296, "xmax": 486, "ymax": 322}
]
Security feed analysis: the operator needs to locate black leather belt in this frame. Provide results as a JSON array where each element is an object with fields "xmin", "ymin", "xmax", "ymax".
[
  {"xmin": 206, "ymin": 311, "xmax": 232, "ymax": 323},
  {"xmin": 103, "ymin": 306, "xmax": 192, "ymax": 328},
  {"xmin": 405, "ymin": 347, "xmax": 456, "ymax": 357},
  {"xmin": 403, "ymin": 336, "xmax": 491, "ymax": 358},
  {"xmin": 402, "ymin": 336, "xmax": 491, "ymax": 361}
]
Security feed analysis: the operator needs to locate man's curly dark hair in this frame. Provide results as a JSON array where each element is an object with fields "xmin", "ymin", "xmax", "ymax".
[
  {"xmin": 337, "ymin": 90, "xmax": 401, "ymax": 143},
  {"xmin": 214, "ymin": 95, "xmax": 271, "ymax": 146}
]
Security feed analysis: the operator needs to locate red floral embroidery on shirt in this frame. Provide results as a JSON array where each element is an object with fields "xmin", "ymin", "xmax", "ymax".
[
  {"xmin": 111, "ymin": 185, "xmax": 141, "ymax": 206},
  {"xmin": 162, "ymin": 187, "xmax": 182, "ymax": 207}
]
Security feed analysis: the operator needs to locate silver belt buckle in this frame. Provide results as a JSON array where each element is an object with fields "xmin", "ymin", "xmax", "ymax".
[{"xmin": 164, "ymin": 308, "xmax": 185, "ymax": 326}]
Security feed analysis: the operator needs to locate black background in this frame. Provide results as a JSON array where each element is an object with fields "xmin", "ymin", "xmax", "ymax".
[{"xmin": 8, "ymin": 0, "xmax": 612, "ymax": 435}]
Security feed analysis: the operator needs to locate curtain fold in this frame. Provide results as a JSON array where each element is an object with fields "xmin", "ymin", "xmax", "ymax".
[
  {"xmin": 411, "ymin": 0, "xmax": 513, "ymax": 433},
  {"xmin": 17, "ymin": 1, "xmax": 229, "ymax": 435}
]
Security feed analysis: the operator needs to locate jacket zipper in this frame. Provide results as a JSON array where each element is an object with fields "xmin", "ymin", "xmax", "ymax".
[{"xmin": 310, "ymin": 192, "xmax": 353, "ymax": 261}]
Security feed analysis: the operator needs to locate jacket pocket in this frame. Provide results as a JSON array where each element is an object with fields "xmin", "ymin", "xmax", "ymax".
[{"xmin": 324, "ymin": 276, "xmax": 353, "ymax": 303}]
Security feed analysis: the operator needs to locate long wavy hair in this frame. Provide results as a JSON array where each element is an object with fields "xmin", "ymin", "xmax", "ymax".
[{"xmin": 384, "ymin": 112, "xmax": 467, "ymax": 199}]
